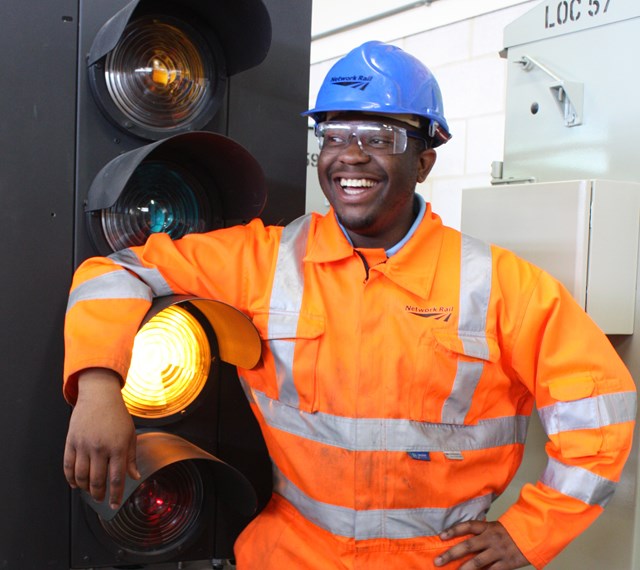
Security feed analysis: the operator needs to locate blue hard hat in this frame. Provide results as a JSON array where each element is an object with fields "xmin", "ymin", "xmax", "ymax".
[{"xmin": 304, "ymin": 41, "xmax": 451, "ymax": 147}]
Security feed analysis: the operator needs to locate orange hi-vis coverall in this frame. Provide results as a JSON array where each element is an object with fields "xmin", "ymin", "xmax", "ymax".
[{"xmin": 64, "ymin": 203, "xmax": 636, "ymax": 569}]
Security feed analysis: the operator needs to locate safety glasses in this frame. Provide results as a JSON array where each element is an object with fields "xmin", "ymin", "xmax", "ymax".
[{"xmin": 315, "ymin": 121, "xmax": 428, "ymax": 156}]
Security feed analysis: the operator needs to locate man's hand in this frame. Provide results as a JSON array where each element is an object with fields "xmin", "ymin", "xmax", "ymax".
[
  {"xmin": 63, "ymin": 368, "xmax": 140, "ymax": 510},
  {"xmin": 435, "ymin": 520, "xmax": 529, "ymax": 570}
]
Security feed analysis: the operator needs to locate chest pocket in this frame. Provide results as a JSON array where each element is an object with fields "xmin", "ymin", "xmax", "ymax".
[
  {"xmin": 412, "ymin": 328, "xmax": 500, "ymax": 424},
  {"xmin": 251, "ymin": 310, "xmax": 325, "ymax": 413}
]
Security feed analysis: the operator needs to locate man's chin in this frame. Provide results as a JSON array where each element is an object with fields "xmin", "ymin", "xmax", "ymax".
[{"xmin": 334, "ymin": 211, "xmax": 376, "ymax": 234}]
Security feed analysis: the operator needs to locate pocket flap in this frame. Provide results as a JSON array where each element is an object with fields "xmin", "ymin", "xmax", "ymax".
[
  {"xmin": 433, "ymin": 329, "xmax": 500, "ymax": 363},
  {"xmin": 548, "ymin": 375, "xmax": 595, "ymax": 402}
]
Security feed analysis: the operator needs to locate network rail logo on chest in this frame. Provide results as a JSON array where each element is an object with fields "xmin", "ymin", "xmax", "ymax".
[
  {"xmin": 406, "ymin": 305, "xmax": 454, "ymax": 322},
  {"xmin": 330, "ymin": 75, "xmax": 373, "ymax": 91}
]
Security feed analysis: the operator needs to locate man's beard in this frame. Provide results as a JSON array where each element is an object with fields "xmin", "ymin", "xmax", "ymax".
[{"xmin": 335, "ymin": 210, "xmax": 377, "ymax": 235}]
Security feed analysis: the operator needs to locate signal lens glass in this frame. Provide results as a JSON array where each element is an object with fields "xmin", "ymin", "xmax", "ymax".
[
  {"xmin": 100, "ymin": 461, "xmax": 203, "ymax": 553},
  {"xmin": 123, "ymin": 305, "xmax": 211, "ymax": 420},
  {"xmin": 104, "ymin": 15, "xmax": 215, "ymax": 131},
  {"xmin": 101, "ymin": 160, "xmax": 214, "ymax": 252}
]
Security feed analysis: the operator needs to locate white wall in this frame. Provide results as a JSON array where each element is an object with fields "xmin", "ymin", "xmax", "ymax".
[{"xmin": 306, "ymin": 0, "xmax": 538, "ymax": 228}]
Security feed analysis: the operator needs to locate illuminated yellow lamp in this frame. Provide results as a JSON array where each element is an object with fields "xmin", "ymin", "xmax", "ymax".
[
  {"xmin": 150, "ymin": 57, "xmax": 177, "ymax": 88},
  {"xmin": 123, "ymin": 305, "xmax": 211, "ymax": 419}
]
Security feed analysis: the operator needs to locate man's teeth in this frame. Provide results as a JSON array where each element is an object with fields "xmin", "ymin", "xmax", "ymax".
[{"xmin": 339, "ymin": 178, "xmax": 375, "ymax": 191}]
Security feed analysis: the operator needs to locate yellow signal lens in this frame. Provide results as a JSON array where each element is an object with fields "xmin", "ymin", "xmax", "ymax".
[
  {"xmin": 104, "ymin": 15, "xmax": 216, "ymax": 131},
  {"xmin": 123, "ymin": 305, "xmax": 211, "ymax": 419}
]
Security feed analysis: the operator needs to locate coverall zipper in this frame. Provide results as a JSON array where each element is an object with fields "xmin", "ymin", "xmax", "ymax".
[{"xmin": 354, "ymin": 249, "xmax": 370, "ymax": 282}]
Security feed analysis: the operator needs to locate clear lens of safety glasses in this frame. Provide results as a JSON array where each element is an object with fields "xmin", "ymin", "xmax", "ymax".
[{"xmin": 315, "ymin": 121, "xmax": 424, "ymax": 156}]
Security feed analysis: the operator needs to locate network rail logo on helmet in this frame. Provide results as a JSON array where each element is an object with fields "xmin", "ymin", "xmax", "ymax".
[{"xmin": 330, "ymin": 75, "xmax": 373, "ymax": 91}]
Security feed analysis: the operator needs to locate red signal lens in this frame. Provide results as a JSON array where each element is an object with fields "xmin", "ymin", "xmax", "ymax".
[
  {"xmin": 132, "ymin": 478, "xmax": 175, "ymax": 519},
  {"xmin": 100, "ymin": 462, "xmax": 204, "ymax": 554}
]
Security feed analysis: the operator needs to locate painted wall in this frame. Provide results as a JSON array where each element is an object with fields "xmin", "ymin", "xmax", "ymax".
[{"xmin": 305, "ymin": 0, "xmax": 538, "ymax": 227}]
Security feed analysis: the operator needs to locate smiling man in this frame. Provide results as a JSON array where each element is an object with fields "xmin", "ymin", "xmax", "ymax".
[
  {"xmin": 63, "ymin": 41, "xmax": 635, "ymax": 569},
  {"xmin": 315, "ymin": 114, "xmax": 436, "ymax": 249}
]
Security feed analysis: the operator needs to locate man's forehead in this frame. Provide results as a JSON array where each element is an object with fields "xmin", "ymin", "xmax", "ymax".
[{"xmin": 325, "ymin": 111, "xmax": 421, "ymax": 129}]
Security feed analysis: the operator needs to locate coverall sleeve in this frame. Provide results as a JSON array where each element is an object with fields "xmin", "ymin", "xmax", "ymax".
[
  {"xmin": 63, "ymin": 219, "xmax": 278, "ymax": 404},
  {"xmin": 497, "ymin": 268, "xmax": 637, "ymax": 569}
]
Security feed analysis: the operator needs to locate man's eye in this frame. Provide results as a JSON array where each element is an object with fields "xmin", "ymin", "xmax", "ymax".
[
  {"xmin": 367, "ymin": 136, "xmax": 393, "ymax": 147},
  {"xmin": 324, "ymin": 133, "xmax": 347, "ymax": 145}
]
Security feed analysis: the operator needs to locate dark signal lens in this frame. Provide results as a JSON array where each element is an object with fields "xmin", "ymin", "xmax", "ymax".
[
  {"xmin": 103, "ymin": 15, "xmax": 219, "ymax": 133},
  {"xmin": 100, "ymin": 462, "xmax": 204, "ymax": 554},
  {"xmin": 100, "ymin": 160, "xmax": 217, "ymax": 251}
]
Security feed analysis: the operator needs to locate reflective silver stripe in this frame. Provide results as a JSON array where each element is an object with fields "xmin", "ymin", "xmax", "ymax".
[
  {"xmin": 246, "ymin": 384, "xmax": 528, "ymax": 452},
  {"xmin": 458, "ymin": 235, "xmax": 492, "ymax": 348},
  {"xmin": 268, "ymin": 215, "xmax": 311, "ymax": 407},
  {"xmin": 538, "ymin": 391, "xmax": 637, "ymax": 436},
  {"xmin": 441, "ymin": 235, "xmax": 492, "ymax": 423},
  {"xmin": 441, "ymin": 361, "xmax": 484, "ymax": 425},
  {"xmin": 273, "ymin": 465, "xmax": 494, "ymax": 540},
  {"xmin": 541, "ymin": 457, "xmax": 617, "ymax": 508},
  {"xmin": 108, "ymin": 249, "xmax": 174, "ymax": 297},
  {"xmin": 66, "ymin": 269, "xmax": 152, "ymax": 313}
]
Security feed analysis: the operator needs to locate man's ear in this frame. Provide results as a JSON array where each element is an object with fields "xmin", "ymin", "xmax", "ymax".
[{"xmin": 417, "ymin": 148, "xmax": 437, "ymax": 183}]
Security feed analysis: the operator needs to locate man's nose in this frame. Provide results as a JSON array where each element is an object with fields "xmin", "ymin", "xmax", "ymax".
[{"xmin": 338, "ymin": 134, "xmax": 370, "ymax": 162}]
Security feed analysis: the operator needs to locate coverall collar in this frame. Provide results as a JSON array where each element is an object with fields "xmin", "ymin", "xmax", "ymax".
[
  {"xmin": 334, "ymin": 194, "xmax": 427, "ymax": 257},
  {"xmin": 305, "ymin": 197, "xmax": 444, "ymax": 299}
]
